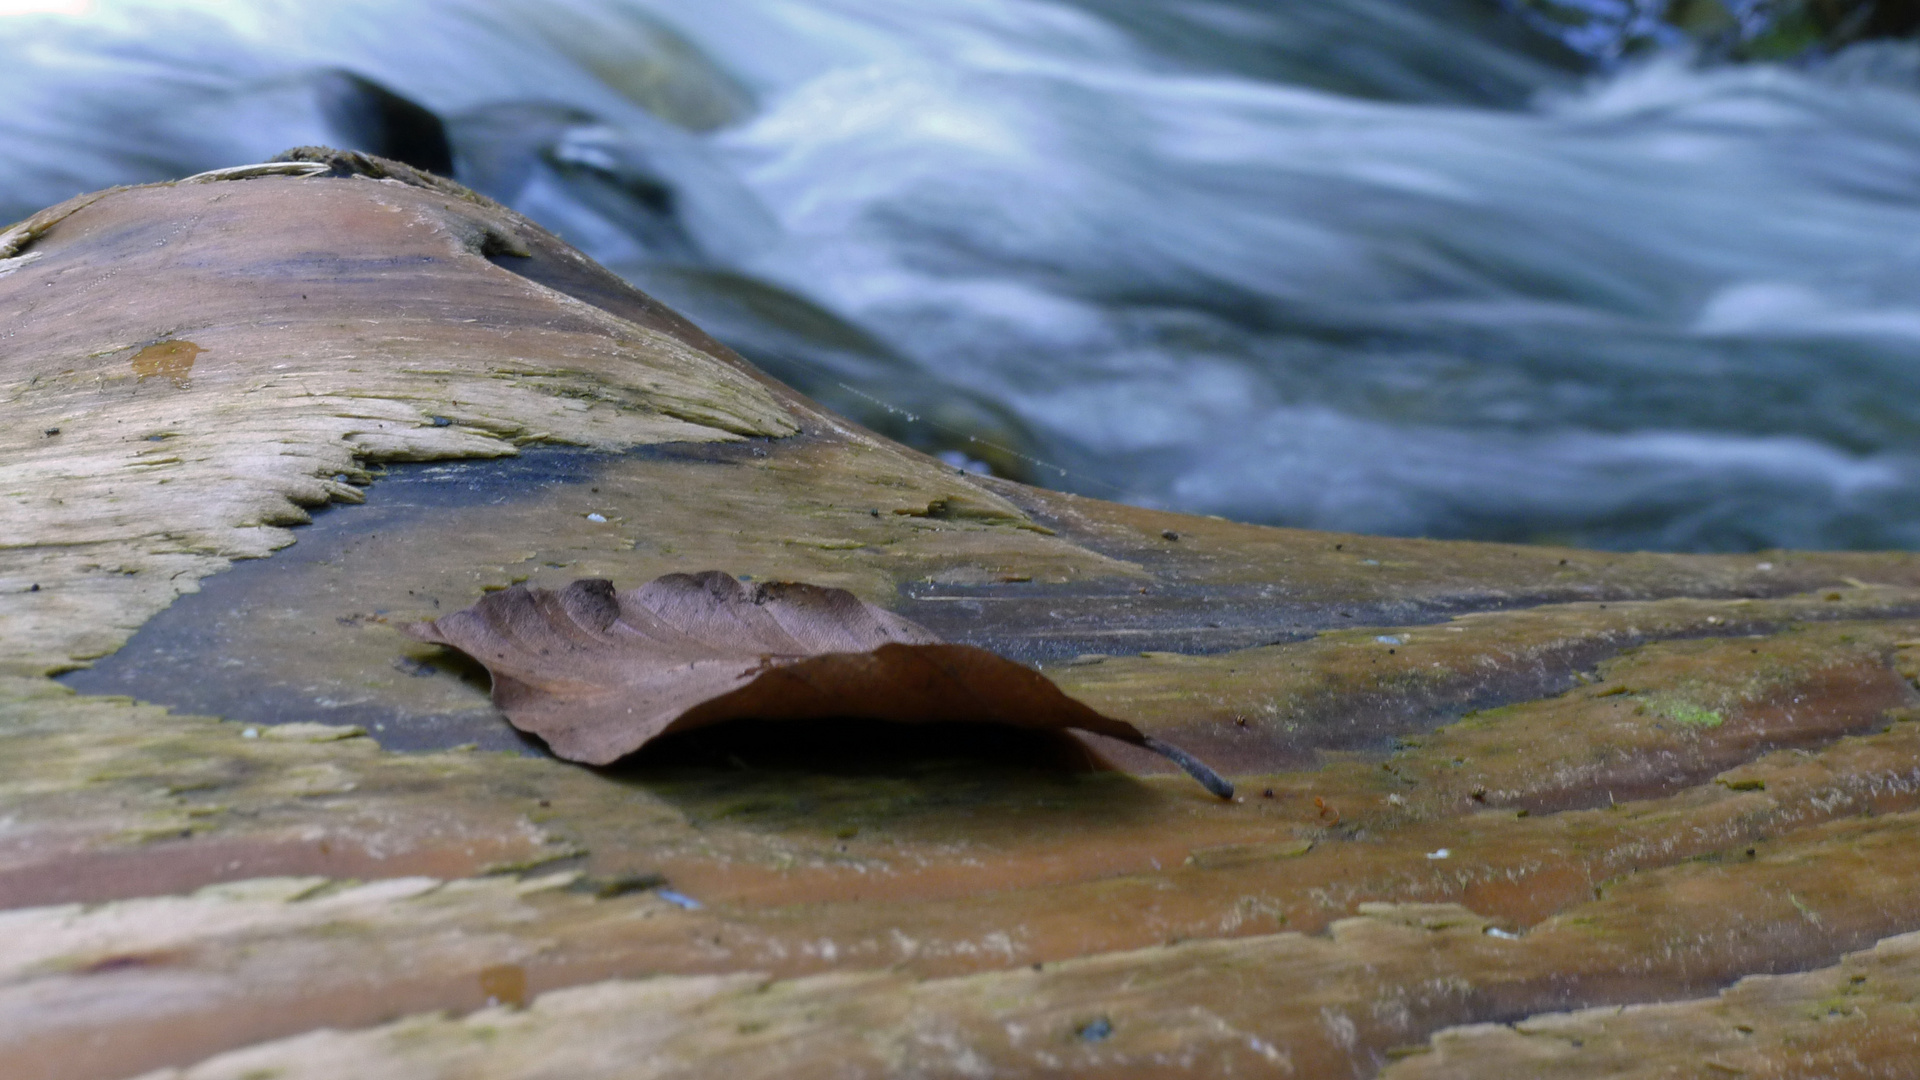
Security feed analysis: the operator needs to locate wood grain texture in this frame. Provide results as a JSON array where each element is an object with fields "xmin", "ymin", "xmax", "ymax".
[
  {"xmin": 5, "ymin": 159, "xmax": 1920, "ymax": 1079},
  {"xmin": 0, "ymin": 165, "xmax": 796, "ymax": 679}
]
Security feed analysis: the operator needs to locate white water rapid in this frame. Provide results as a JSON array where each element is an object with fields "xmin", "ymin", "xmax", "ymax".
[{"xmin": 7, "ymin": 0, "xmax": 1920, "ymax": 550}]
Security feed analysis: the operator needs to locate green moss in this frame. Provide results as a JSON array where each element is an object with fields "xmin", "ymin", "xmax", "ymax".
[
  {"xmin": 481, "ymin": 846, "xmax": 587, "ymax": 876},
  {"xmin": 1642, "ymin": 694, "xmax": 1725, "ymax": 729}
]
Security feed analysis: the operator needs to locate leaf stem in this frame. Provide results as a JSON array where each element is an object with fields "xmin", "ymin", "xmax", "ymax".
[{"xmin": 1139, "ymin": 736, "xmax": 1235, "ymax": 800}]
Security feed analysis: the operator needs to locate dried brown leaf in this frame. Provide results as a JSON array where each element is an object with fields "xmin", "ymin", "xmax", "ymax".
[{"xmin": 407, "ymin": 572, "xmax": 1232, "ymax": 797}]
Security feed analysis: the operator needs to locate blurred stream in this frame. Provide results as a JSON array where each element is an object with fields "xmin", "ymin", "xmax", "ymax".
[{"xmin": 7, "ymin": 0, "xmax": 1920, "ymax": 550}]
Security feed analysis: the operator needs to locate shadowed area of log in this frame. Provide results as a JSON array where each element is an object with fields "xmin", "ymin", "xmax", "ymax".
[{"xmin": 408, "ymin": 573, "xmax": 1233, "ymax": 797}]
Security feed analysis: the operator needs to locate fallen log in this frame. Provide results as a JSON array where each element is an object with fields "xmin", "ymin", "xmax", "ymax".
[{"xmin": 3, "ymin": 150, "xmax": 1918, "ymax": 1079}]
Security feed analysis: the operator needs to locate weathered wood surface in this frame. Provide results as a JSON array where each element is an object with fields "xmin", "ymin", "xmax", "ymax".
[{"xmin": 5, "ymin": 153, "xmax": 1920, "ymax": 1078}]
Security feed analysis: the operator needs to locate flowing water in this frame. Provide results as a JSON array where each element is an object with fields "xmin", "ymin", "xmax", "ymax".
[{"xmin": 7, "ymin": 0, "xmax": 1920, "ymax": 550}]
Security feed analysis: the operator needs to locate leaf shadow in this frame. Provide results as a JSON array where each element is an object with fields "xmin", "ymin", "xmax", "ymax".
[
  {"xmin": 614, "ymin": 717, "xmax": 1104, "ymax": 774},
  {"xmin": 412, "ymin": 643, "xmax": 495, "ymax": 696},
  {"xmin": 598, "ymin": 718, "xmax": 1172, "ymax": 833}
]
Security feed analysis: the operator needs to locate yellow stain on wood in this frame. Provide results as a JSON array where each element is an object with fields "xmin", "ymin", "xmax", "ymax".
[
  {"xmin": 129, "ymin": 340, "xmax": 202, "ymax": 386},
  {"xmin": 478, "ymin": 964, "xmax": 530, "ymax": 1009}
]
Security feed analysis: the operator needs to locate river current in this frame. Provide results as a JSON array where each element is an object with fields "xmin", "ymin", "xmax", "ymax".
[{"xmin": 6, "ymin": 0, "xmax": 1920, "ymax": 551}]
